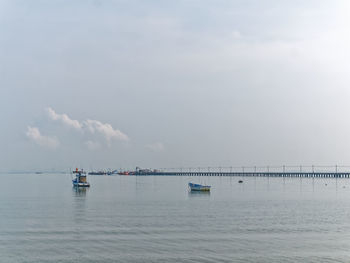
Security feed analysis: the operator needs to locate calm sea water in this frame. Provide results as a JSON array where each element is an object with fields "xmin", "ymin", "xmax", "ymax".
[{"xmin": 1, "ymin": 174, "xmax": 350, "ymax": 262}]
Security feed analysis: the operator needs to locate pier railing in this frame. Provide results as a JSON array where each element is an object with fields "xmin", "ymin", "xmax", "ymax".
[{"xmin": 133, "ymin": 166, "xmax": 350, "ymax": 178}]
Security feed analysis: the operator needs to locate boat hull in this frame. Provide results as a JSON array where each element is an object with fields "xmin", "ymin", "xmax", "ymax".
[
  {"xmin": 72, "ymin": 181, "xmax": 90, "ymax": 187},
  {"xmin": 188, "ymin": 183, "xmax": 211, "ymax": 191}
]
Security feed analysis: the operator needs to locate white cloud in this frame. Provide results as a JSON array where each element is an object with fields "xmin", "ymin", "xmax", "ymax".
[
  {"xmin": 145, "ymin": 142, "xmax": 165, "ymax": 152},
  {"xmin": 46, "ymin": 107, "xmax": 82, "ymax": 130},
  {"xmin": 46, "ymin": 107, "xmax": 129, "ymax": 144},
  {"xmin": 85, "ymin": 140, "xmax": 101, "ymax": 150},
  {"xmin": 26, "ymin": 126, "xmax": 60, "ymax": 149},
  {"xmin": 83, "ymin": 119, "xmax": 129, "ymax": 142}
]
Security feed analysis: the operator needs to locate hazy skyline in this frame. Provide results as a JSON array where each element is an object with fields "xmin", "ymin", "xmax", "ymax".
[{"xmin": 1, "ymin": 0, "xmax": 350, "ymax": 172}]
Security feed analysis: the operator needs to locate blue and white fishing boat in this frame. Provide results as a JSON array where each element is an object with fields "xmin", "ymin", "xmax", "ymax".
[
  {"xmin": 188, "ymin": 182, "xmax": 211, "ymax": 191},
  {"xmin": 72, "ymin": 168, "xmax": 90, "ymax": 187}
]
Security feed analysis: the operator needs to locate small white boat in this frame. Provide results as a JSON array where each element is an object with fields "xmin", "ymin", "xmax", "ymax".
[
  {"xmin": 72, "ymin": 168, "xmax": 90, "ymax": 187},
  {"xmin": 188, "ymin": 182, "xmax": 211, "ymax": 191}
]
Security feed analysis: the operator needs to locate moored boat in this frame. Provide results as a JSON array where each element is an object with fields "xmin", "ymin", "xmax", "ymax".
[
  {"xmin": 72, "ymin": 168, "xmax": 90, "ymax": 187},
  {"xmin": 89, "ymin": 171, "xmax": 112, "ymax": 175},
  {"xmin": 188, "ymin": 182, "xmax": 211, "ymax": 191}
]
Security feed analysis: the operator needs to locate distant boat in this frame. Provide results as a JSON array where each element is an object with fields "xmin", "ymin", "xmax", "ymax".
[
  {"xmin": 238, "ymin": 180, "xmax": 243, "ymax": 183},
  {"xmin": 72, "ymin": 168, "xmax": 90, "ymax": 187},
  {"xmin": 88, "ymin": 171, "xmax": 112, "ymax": 175},
  {"xmin": 188, "ymin": 182, "xmax": 211, "ymax": 191},
  {"xmin": 118, "ymin": 171, "xmax": 136, "ymax": 175}
]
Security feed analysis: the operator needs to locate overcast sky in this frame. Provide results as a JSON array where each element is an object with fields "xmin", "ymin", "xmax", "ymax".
[{"xmin": 1, "ymin": 0, "xmax": 350, "ymax": 172}]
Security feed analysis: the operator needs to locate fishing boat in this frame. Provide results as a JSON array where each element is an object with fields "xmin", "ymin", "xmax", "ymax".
[
  {"xmin": 89, "ymin": 170, "xmax": 112, "ymax": 175},
  {"xmin": 72, "ymin": 168, "xmax": 90, "ymax": 187},
  {"xmin": 188, "ymin": 182, "xmax": 211, "ymax": 191}
]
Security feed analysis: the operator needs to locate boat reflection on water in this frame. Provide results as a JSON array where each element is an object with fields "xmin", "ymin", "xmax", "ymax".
[
  {"xmin": 188, "ymin": 190, "xmax": 210, "ymax": 198},
  {"xmin": 73, "ymin": 186, "xmax": 89, "ymax": 196}
]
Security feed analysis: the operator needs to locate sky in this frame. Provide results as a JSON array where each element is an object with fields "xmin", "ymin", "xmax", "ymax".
[{"xmin": 1, "ymin": 0, "xmax": 350, "ymax": 172}]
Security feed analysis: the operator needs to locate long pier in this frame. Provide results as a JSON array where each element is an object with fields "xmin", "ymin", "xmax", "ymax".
[
  {"xmin": 131, "ymin": 166, "xmax": 350, "ymax": 178},
  {"xmin": 134, "ymin": 171, "xmax": 350, "ymax": 178}
]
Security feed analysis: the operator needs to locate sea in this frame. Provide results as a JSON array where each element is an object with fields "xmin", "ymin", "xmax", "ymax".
[{"xmin": 1, "ymin": 173, "xmax": 350, "ymax": 262}]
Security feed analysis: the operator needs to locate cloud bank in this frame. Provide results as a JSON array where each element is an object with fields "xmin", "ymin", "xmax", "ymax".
[
  {"xmin": 26, "ymin": 126, "xmax": 60, "ymax": 149},
  {"xmin": 84, "ymin": 119, "xmax": 129, "ymax": 142},
  {"xmin": 46, "ymin": 107, "xmax": 82, "ymax": 129},
  {"xmin": 46, "ymin": 107, "xmax": 129, "ymax": 143}
]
